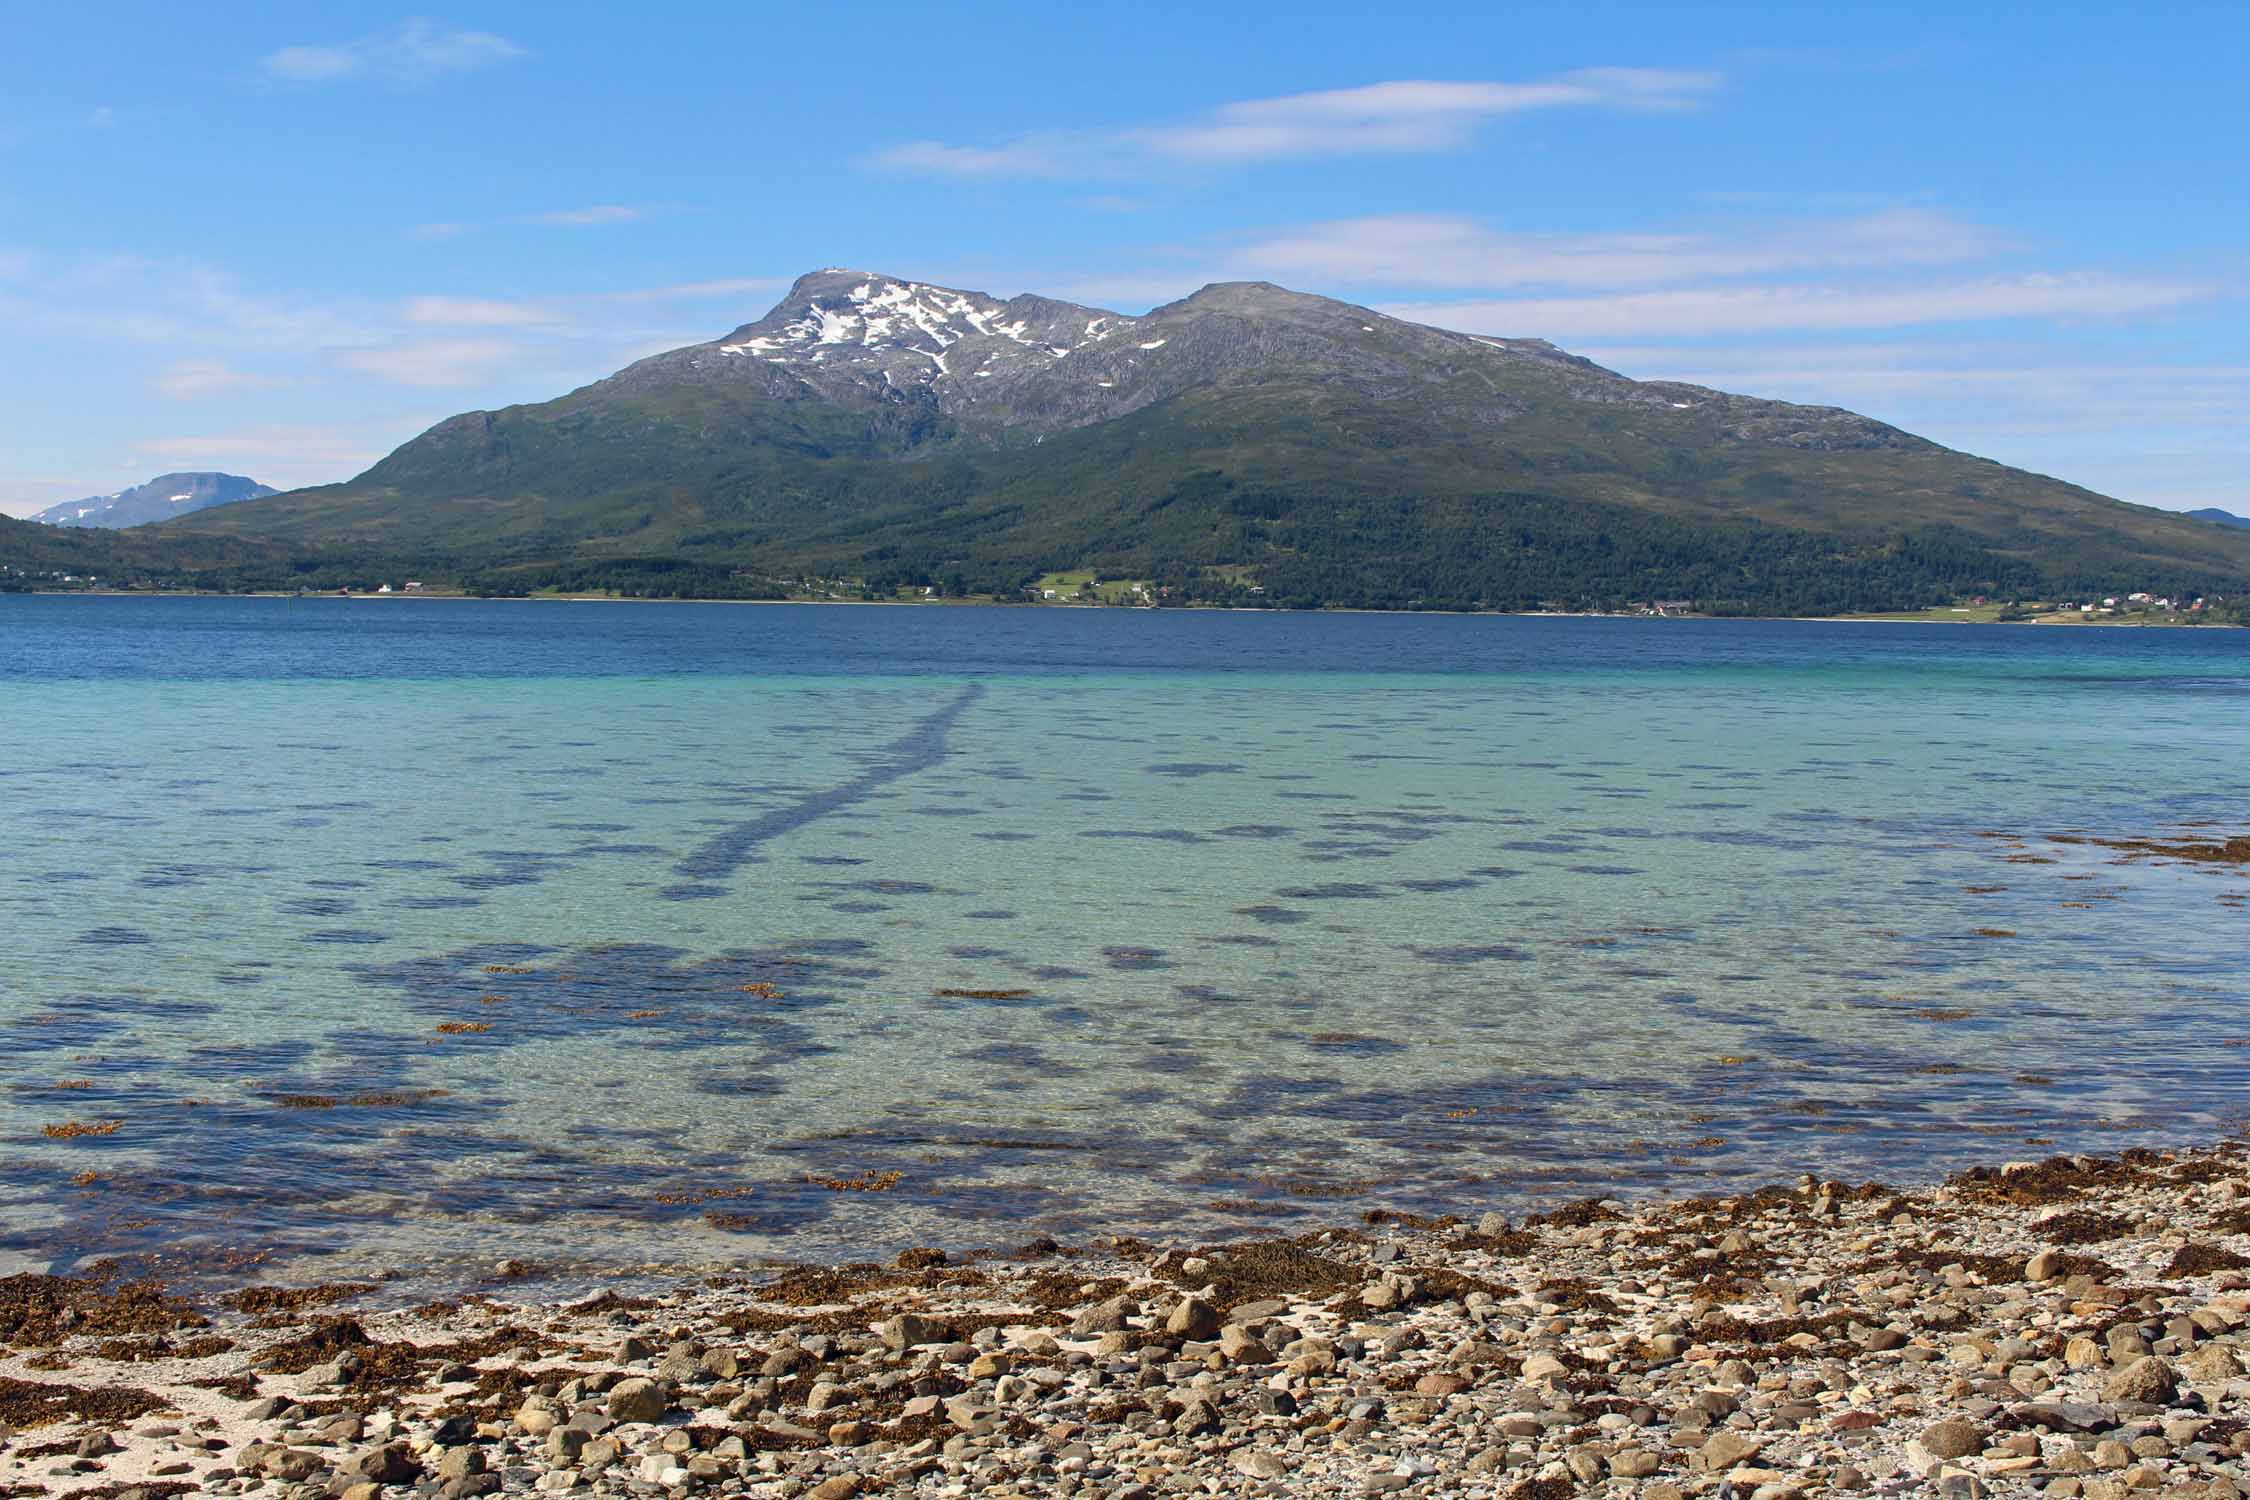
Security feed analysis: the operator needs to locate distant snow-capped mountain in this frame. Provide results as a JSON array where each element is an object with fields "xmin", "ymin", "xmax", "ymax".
[{"xmin": 31, "ymin": 472, "xmax": 276, "ymax": 529}]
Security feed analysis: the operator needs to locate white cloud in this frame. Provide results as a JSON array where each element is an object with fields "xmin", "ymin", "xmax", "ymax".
[
  {"xmin": 1233, "ymin": 208, "xmax": 2012, "ymax": 291},
  {"xmin": 128, "ymin": 422, "xmax": 423, "ymax": 491},
  {"xmin": 1566, "ymin": 341, "xmax": 2250, "ymax": 510},
  {"xmin": 152, "ymin": 360, "xmax": 285, "ymax": 400},
  {"xmin": 404, "ymin": 295, "xmax": 555, "ymax": 327},
  {"xmin": 1385, "ymin": 272, "xmax": 2211, "ymax": 339},
  {"xmin": 1144, "ymin": 70, "xmax": 1719, "ymax": 161},
  {"xmin": 408, "ymin": 206, "xmax": 646, "ymax": 238},
  {"xmin": 873, "ymin": 68, "xmax": 1720, "ymax": 178},
  {"xmin": 331, "ymin": 336, "xmax": 523, "ymax": 388},
  {"xmin": 599, "ymin": 276, "xmax": 789, "ymax": 303},
  {"xmin": 876, "ymin": 139, "xmax": 1078, "ymax": 176},
  {"xmin": 88, "ymin": 106, "xmax": 116, "ymax": 128},
  {"xmin": 520, "ymin": 204, "xmax": 641, "ymax": 228},
  {"xmin": 261, "ymin": 19, "xmax": 525, "ymax": 85}
]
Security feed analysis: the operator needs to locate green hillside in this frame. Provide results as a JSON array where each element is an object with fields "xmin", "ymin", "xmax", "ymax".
[{"xmin": 137, "ymin": 271, "xmax": 2250, "ymax": 611}]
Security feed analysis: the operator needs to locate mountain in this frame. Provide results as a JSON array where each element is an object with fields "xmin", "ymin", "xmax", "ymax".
[
  {"xmin": 2190, "ymin": 507, "xmax": 2250, "ymax": 530},
  {"xmin": 174, "ymin": 271, "xmax": 2250, "ymax": 612},
  {"xmin": 0, "ymin": 509, "xmax": 283, "ymax": 591},
  {"xmin": 32, "ymin": 472, "xmax": 276, "ymax": 529}
]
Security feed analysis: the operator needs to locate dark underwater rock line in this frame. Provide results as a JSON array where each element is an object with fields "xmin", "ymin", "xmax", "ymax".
[{"xmin": 665, "ymin": 684, "xmax": 985, "ymax": 890}]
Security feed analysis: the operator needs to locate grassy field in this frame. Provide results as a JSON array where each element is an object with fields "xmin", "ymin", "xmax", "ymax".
[
  {"xmin": 1840, "ymin": 602, "xmax": 2210, "ymax": 625},
  {"xmin": 1031, "ymin": 570, "xmax": 1155, "ymax": 604}
]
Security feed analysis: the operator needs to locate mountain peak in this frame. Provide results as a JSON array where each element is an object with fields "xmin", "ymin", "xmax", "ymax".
[
  {"xmin": 711, "ymin": 271, "xmax": 1128, "ymax": 387},
  {"xmin": 30, "ymin": 471, "xmax": 275, "ymax": 530}
]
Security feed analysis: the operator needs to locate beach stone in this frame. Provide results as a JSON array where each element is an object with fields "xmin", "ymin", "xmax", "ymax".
[
  {"xmin": 1235, "ymin": 1449, "xmax": 1288, "ymax": 1479},
  {"xmin": 879, "ymin": 1313, "xmax": 953, "ymax": 1349},
  {"xmin": 1611, "ymin": 1448, "xmax": 1660, "ymax": 1478},
  {"xmin": 1920, "ymin": 1419, "xmax": 1986, "ymax": 1459},
  {"xmin": 1520, "ymin": 1352, "xmax": 1569, "ymax": 1383},
  {"xmin": 605, "ymin": 1376, "xmax": 668, "ymax": 1424},
  {"xmin": 1698, "ymin": 1431, "xmax": 1764, "ymax": 1471},
  {"xmin": 1218, "ymin": 1325, "xmax": 1271, "ymax": 1362},
  {"xmin": 339, "ymin": 1441, "xmax": 422, "ymax": 1485},
  {"xmin": 435, "ymin": 1447, "xmax": 488, "ymax": 1482},
  {"xmin": 2028, "ymin": 1249, "xmax": 2068, "ymax": 1281},
  {"xmin": 1173, "ymin": 1398, "xmax": 1220, "ymax": 1436},
  {"xmin": 1415, "ymin": 1371, "xmax": 1469, "ymax": 1397},
  {"xmin": 514, "ymin": 1398, "xmax": 562, "ymax": 1436},
  {"xmin": 1362, "ymin": 1277, "xmax": 1406, "ymax": 1311},
  {"xmin": 1166, "ymin": 1296, "xmax": 1221, "ymax": 1341},
  {"xmin": 2101, "ymin": 1356, "xmax": 2177, "ymax": 1404},
  {"xmin": 2186, "ymin": 1343, "xmax": 2241, "ymax": 1381},
  {"xmin": 806, "ymin": 1478, "xmax": 859, "ymax": 1500},
  {"xmin": 1071, "ymin": 1296, "xmax": 1136, "ymax": 1335},
  {"xmin": 261, "ymin": 1447, "xmax": 325, "ymax": 1481}
]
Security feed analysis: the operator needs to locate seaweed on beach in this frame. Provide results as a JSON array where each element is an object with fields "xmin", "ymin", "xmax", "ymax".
[
  {"xmin": 0, "ymin": 1272, "xmax": 207, "ymax": 1346},
  {"xmin": 0, "ymin": 1374, "xmax": 164, "ymax": 1429}
]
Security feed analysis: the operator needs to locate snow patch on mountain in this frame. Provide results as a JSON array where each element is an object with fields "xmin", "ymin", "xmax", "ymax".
[{"xmin": 716, "ymin": 274, "xmax": 1134, "ymax": 387}]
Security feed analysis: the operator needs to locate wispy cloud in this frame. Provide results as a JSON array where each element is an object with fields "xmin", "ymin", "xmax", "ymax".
[
  {"xmin": 874, "ymin": 69, "xmax": 1721, "ymax": 179},
  {"xmin": 331, "ymin": 336, "xmax": 525, "ymax": 388},
  {"xmin": 261, "ymin": 19, "xmax": 525, "ymax": 85},
  {"xmin": 404, "ymin": 295, "xmax": 555, "ymax": 327},
  {"xmin": 1233, "ymin": 208, "xmax": 2013, "ymax": 291},
  {"xmin": 152, "ymin": 360, "xmax": 285, "ymax": 400},
  {"xmin": 1384, "ymin": 272, "xmax": 2212, "ymax": 339},
  {"xmin": 520, "ymin": 204, "xmax": 642, "ymax": 228},
  {"xmin": 129, "ymin": 423, "xmax": 413, "ymax": 491},
  {"xmin": 410, "ymin": 205, "xmax": 647, "ymax": 239},
  {"xmin": 1145, "ymin": 71, "xmax": 1718, "ymax": 161},
  {"xmin": 1579, "ymin": 343, "xmax": 2250, "ymax": 509},
  {"xmin": 599, "ymin": 276, "xmax": 790, "ymax": 303}
]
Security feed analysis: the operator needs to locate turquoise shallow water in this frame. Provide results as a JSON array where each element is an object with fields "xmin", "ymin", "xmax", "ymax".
[{"xmin": 1, "ymin": 597, "xmax": 2246, "ymax": 1287}]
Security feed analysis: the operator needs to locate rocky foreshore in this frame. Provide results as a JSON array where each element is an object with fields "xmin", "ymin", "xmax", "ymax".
[{"xmin": 7, "ymin": 1141, "xmax": 2250, "ymax": 1500}]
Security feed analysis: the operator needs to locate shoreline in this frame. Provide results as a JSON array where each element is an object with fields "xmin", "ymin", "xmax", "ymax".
[
  {"xmin": 8, "ymin": 1135, "xmax": 2250, "ymax": 1498},
  {"xmin": 9, "ymin": 591, "xmax": 2241, "ymax": 628}
]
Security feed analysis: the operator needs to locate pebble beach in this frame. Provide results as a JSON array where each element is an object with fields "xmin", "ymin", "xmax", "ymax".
[{"xmin": 8, "ymin": 1139, "xmax": 2250, "ymax": 1500}]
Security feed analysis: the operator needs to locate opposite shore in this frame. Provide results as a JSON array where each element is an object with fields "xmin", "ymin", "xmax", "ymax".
[{"xmin": 9, "ymin": 590, "xmax": 2243, "ymax": 627}]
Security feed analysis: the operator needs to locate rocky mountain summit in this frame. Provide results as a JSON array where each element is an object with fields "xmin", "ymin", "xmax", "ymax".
[
  {"xmin": 31, "ymin": 473, "xmax": 275, "ymax": 529},
  {"xmin": 597, "ymin": 269, "xmax": 1913, "ymax": 456}
]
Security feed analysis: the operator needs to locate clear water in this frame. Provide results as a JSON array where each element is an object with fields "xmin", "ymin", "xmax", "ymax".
[{"xmin": 2, "ymin": 597, "xmax": 2245, "ymax": 1287}]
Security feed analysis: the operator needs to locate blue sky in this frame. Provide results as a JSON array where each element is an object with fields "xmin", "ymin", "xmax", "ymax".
[{"xmin": 3, "ymin": 1, "xmax": 2245, "ymax": 516}]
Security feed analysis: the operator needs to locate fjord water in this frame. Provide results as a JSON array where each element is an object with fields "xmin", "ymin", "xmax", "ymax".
[{"xmin": 3, "ymin": 597, "xmax": 2245, "ymax": 1286}]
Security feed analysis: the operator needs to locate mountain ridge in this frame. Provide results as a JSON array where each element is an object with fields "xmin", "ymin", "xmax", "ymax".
[
  {"xmin": 31, "ymin": 472, "xmax": 276, "ymax": 529},
  {"xmin": 169, "ymin": 269, "xmax": 2250, "ymax": 612}
]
